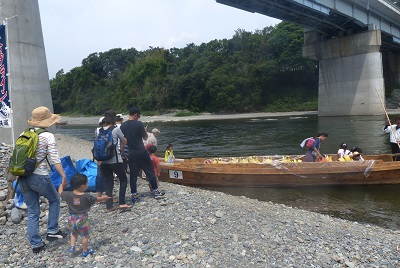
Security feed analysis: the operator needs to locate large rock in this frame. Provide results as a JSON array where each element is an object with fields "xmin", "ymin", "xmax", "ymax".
[
  {"xmin": 10, "ymin": 208, "xmax": 23, "ymax": 224},
  {"xmin": 0, "ymin": 191, "xmax": 6, "ymax": 201}
]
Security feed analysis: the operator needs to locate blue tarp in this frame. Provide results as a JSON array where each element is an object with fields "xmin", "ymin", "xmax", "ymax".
[
  {"xmin": 75, "ymin": 159, "xmax": 98, "ymax": 192},
  {"xmin": 13, "ymin": 157, "xmax": 98, "ymax": 208}
]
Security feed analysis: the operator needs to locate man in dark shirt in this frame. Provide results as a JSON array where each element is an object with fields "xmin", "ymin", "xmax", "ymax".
[{"xmin": 120, "ymin": 107, "xmax": 165, "ymax": 202}]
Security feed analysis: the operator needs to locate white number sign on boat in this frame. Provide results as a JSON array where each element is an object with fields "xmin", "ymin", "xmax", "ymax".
[{"xmin": 169, "ymin": 170, "xmax": 183, "ymax": 179}]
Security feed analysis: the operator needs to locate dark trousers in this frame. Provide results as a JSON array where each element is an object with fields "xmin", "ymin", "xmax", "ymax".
[
  {"xmin": 129, "ymin": 151, "xmax": 158, "ymax": 194},
  {"xmin": 101, "ymin": 163, "xmax": 128, "ymax": 209},
  {"xmin": 391, "ymin": 143, "xmax": 400, "ymax": 161}
]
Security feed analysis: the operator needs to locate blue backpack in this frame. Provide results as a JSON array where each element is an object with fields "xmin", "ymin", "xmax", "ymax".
[{"xmin": 92, "ymin": 126, "xmax": 116, "ymax": 161}]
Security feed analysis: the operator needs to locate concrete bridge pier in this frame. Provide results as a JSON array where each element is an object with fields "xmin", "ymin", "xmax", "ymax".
[
  {"xmin": 0, "ymin": 0, "xmax": 53, "ymax": 144},
  {"xmin": 384, "ymin": 52, "xmax": 400, "ymax": 85},
  {"xmin": 303, "ymin": 29, "xmax": 385, "ymax": 116}
]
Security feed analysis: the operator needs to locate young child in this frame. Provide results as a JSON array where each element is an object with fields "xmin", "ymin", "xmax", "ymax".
[
  {"xmin": 352, "ymin": 151, "xmax": 365, "ymax": 162},
  {"xmin": 337, "ymin": 143, "xmax": 350, "ymax": 159},
  {"xmin": 147, "ymin": 145, "xmax": 160, "ymax": 191},
  {"xmin": 58, "ymin": 174, "xmax": 110, "ymax": 257},
  {"xmin": 164, "ymin": 143, "xmax": 175, "ymax": 163}
]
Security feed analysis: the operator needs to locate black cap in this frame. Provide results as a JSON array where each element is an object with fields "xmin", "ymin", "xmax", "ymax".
[{"xmin": 129, "ymin": 107, "xmax": 140, "ymax": 116}]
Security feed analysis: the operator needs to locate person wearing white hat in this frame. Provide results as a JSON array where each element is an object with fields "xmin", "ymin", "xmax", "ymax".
[
  {"xmin": 95, "ymin": 117, "xmax": 105, "ymax": 137},
  {"xmin": 20, "ymin": 106, "xmax": 68, "ymax": 253},
  {"xmin": 144, "ymin": 128, "xmax": 160, "ymax": 148}
]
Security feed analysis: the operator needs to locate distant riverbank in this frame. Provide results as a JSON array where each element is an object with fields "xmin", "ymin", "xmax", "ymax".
[
  {"xmin": 62, "ymin": 111, "xmax": 318, "ymax": 125},
  {"xmin": 60, "ymin": 109, "xmax": 400, "ymax": 125}
]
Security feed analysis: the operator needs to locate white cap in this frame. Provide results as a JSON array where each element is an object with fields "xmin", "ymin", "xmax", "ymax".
[
  {"xmin": 152, "ymin": 128, "xmax": 160, "ymax": 133},
  {"xmin": 98, "ymin": 117, "xmax": 105, "ymax": 124}
]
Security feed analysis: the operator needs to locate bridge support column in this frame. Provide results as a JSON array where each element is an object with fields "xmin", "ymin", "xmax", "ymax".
[
  {"xmin": 303, "ymin": 29, "xmax": 384, "ymax": 116},
  {"xmin": 382, "ymin": 51, "xmax": 400, "ymax": 94},
  {"xmin": 0, "ymin": 0, "xmax": 53, "ymax": 144}
]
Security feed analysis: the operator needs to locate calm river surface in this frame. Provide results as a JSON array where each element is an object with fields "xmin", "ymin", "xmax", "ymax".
[{"xmin": 55, "ymin": 114, "xmax": 400, "ymax": 230}]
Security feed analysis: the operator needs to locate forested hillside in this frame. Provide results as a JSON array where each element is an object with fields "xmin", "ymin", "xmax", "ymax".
[{"xmin": 50, "ymin": 22, "xmax": 319, "ymax": 115}]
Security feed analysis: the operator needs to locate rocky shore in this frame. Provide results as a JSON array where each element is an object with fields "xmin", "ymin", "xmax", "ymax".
[{"xmin": 0, "ymin": 133, "xmax": 400, "ymax": 267}]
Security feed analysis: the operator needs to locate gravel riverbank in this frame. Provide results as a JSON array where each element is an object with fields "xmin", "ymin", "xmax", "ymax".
[{"xmin": 0, "ymin": 127, "xmax": 400, "ymax": 266}]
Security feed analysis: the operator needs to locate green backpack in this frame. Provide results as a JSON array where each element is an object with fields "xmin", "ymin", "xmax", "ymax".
[{"xmin": 9, "ymin": 128, "xmax": 47, "ymax": 177}]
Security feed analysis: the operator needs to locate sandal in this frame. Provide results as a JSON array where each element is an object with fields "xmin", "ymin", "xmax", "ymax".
[
  {"xmin": 106, "ymin": 207, "xmax": 118, "ymax": 213},
  {"xmin": 82, "ymin": 248, "xmax": 94, "ymax": 257},
  {"xmin": 68, "ymin": 246, "xmax": 75, "ymax": 254}
]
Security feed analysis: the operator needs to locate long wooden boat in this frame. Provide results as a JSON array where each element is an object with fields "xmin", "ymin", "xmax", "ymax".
[
  {"xmin": 55, "ymin": 121, "xmax": 68, "ymax": 126},
  {"xmin": 158, "ymin": 154, "xmax": 400, "ymax": 187}
]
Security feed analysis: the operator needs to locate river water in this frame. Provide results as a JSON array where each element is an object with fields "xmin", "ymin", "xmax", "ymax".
[{"xmin": 55, "ymin": 114, "xmax": 400, "ymax": 230}]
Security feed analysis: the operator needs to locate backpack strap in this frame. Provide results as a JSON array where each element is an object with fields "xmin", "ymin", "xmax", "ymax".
[{"xmin": 34, "ymin": 128, "xmax": 55, "ymax": 172}]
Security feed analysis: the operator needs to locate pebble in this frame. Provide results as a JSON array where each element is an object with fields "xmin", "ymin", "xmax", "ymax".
[{"xmin": 0, "ymin": 135, "xmax": 400, "ymax": 267}]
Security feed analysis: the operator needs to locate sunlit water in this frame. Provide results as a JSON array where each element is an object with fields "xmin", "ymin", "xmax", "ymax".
[{"xmin": 55, "ymin": 114, "xmax": 400, "ymax": 230}]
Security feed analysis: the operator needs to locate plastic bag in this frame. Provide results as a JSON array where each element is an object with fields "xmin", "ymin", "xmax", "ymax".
[
  {"xmin": 75, "ymin": 159, "xmax": 98, "ymax": 192},
  {"xmin": 50, "ymin": 155, "xmax": 77, "ymax": 191},
  {"xmin": 12, "ymin": 180, "xmax": 26, "ymax": 209}
]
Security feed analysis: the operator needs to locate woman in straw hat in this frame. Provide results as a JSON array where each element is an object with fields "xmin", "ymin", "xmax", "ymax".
[{"xmin": 19, "ymin": 106, "xmax": 68, "ymax": 253}]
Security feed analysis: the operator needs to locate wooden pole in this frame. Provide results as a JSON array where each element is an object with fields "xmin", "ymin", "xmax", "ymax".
[{"xmin": 376, "ymin": 88, "xmax": 400, "ymax": 149}]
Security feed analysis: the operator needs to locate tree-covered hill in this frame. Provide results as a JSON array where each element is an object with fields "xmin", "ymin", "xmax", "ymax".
[{"xmin": 50, "ymin": 22, "xmax": 319, "ymax": 115}]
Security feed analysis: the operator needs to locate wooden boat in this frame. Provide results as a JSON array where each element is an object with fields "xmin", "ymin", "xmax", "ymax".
[
  {"xmin": 55, "ymin": 121, "xmax": 68, "ymax": 126},
  {"xmin": 158, "ymin": 154, "xmax": 400, "ymax": 187}
]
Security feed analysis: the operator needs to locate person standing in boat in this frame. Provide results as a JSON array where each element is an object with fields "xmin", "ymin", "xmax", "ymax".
[
  {"xmin": 304, "ymin": 133, "xmax": 329, "ymax": 162},
  {"xmin": 382, "ymin": 117, "xmax": 400, "ymax": 161}
]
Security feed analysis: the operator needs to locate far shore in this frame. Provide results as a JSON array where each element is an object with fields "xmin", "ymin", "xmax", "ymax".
[
  {"xmin": 60, "ymin": 109, "xmax": 400, "ymax": 125},
  {"xmin": 60, "ymin": 111, "xmax": 318, "ymax": 125}
]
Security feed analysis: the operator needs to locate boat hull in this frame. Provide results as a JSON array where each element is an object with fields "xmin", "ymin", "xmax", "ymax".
[{"xmin": 159, "ymin": 156, "xmax": 400, "ymax": 187}]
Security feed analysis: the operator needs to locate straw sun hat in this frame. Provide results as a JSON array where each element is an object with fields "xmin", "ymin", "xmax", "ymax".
[{"xmin": 28, "ymin": 106, "xmax": 61, "ymax": 128}]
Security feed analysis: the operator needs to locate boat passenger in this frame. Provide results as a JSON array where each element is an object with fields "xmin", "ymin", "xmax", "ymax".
[
  {"xmin": 337, "ymin": 143, "xmax": 350, "ymax": 159},
  {"xmin": 165, "ymin": 143, "xmax": 175, "ymax": 163},
  {"xmin": 349, "ymin": 146, "xmax": 362, "ymax": 157},
  {"xmin": 304, "ymin": 133, "xmax": 329, "ymax": 162},
  {"xmin": 352, "ymin": 151, "xmax": 364, "ymax": 162}
]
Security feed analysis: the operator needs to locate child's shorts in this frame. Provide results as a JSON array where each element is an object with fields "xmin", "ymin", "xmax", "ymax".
[{"xmin": 68, "ymin": 214, "xmax": 91, "ymax": 238}]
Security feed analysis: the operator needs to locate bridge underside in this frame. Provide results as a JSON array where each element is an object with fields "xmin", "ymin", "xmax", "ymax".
[
  {"xmin": 217, "ymin": 0, "xmax": 400, "ymax": 116},
  {"xmin": 217, "ymin": 0, "xmax": 366, "ymax": 37}
]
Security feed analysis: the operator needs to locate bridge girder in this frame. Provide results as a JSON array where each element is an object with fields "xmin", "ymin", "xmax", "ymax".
[{"xmin": 216, "ymin": 0, "xmax": 400, "ymax": 52}]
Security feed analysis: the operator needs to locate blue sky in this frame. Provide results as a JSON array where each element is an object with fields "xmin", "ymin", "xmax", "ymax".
[{"xmin": 39, "ymin": 0, "xmax": 280, "ymax": 78}]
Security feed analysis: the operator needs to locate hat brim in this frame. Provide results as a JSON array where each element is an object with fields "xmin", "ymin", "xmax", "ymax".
[{"xmin": 28, "ymin": 114, "xmax": 61, "ymax": 128}]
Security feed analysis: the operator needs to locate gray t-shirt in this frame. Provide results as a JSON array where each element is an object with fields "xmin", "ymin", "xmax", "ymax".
[{"xmin": 60, "ymin": 191, "xmax": 97, "ymax": 215}]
